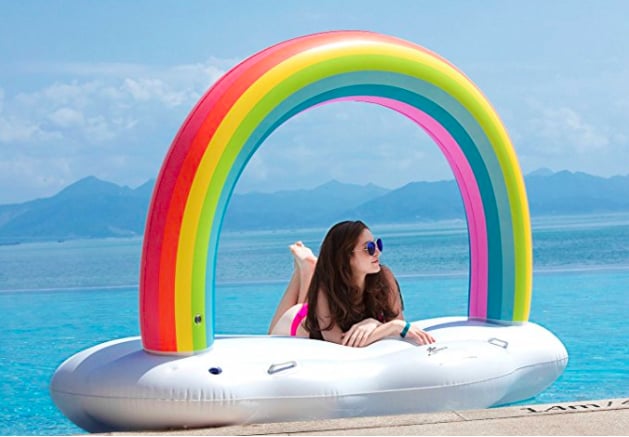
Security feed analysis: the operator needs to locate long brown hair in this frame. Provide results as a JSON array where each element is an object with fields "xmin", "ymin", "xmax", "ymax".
[{"xmin": 304, "ymin": 220, "xmax": 398, "ymax": 339}]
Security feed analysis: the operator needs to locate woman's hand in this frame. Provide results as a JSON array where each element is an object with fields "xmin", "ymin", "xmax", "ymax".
[
  {"xmin": 401, "ymin": 322, "xmax": 436, "ymax": 345},
  {"xmin": 342, "ymin": 318, "xmax": 382, "ymax": 347}
]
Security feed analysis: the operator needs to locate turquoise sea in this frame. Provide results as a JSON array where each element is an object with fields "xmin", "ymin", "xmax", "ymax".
[{"xmin": 1, "ymin": 213, "xmax": 628, "ymax": 435}]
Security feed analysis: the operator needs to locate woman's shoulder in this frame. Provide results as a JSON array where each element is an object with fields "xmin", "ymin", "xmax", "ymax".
[
  {"xmin": 379, "ymin": 264, "xmax": 400, "ymax": 287},
  {"xmin": 379, "ymin": 264, "xmax": 399, "ymax": 285},
  {"xmin": 379, "ymin": 264, "xmax": 404, "ymax": 310},
  {"xmin": 379, "ymin": 264, "xmax": 395, "ymax": 277}
]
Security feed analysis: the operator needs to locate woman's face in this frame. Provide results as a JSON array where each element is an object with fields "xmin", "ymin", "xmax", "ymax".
[{"xmin": 349, "ymin": 228, "xmax": 382, "ymax": 278}]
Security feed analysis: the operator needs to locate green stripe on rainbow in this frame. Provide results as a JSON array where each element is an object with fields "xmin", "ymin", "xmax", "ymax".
[{"xmin": 139, "ymin": 31, "xmax": 532, "ymax": 354}]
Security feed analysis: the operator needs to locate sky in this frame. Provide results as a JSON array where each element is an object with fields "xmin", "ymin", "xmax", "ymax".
[{"xmin": 1, "ymin": 1, "xmax": 628, "ymax": 204}]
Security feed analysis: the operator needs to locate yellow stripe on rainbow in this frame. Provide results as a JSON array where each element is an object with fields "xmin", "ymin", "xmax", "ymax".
[{"xmin": 139, "ymin": 31, "xmax": 532, "ymax": 354}]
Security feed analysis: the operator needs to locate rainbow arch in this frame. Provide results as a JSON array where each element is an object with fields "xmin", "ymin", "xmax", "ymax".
[{"xmin": 139, "ymin": 30, "xmax": 533, "ymax": 354}]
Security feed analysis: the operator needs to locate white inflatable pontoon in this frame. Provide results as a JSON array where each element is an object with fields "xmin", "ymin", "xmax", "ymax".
[{"xmin": 51, "ymin": 317, "xmax": 567, "ymax": 432}]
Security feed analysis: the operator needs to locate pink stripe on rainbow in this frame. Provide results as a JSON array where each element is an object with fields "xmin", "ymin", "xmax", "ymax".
[
  {"xmin": 337, "ymin": 96, "xmax": 489, "ymax": 317},
  {"xmin": 139, "ymin": 30, "xmax": 531, "ymax": 354}
]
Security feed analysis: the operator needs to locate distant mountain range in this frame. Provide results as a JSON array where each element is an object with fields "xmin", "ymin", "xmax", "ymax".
[
  {"xmin": 1, "ymin": 169, "xmax": 628, "ymax": 244},
  {"xmin": 0, "ymin": 177, "xmax": 154, "ymax": 243}
]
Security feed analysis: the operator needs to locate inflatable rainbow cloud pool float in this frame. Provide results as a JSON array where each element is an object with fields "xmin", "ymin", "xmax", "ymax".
[{"xmin": 51, "ymin": 30, "xmax": 568, "ymax": 432}]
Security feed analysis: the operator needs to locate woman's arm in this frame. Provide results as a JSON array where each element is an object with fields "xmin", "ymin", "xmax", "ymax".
[
  {"xmin": 343, "ymin": 319, "xmax": 435, "ymax": 347},
  {"xmin": 315, "ymin": 268, "xmax": 436, "ymax": 347},
  {"xmin": 342, "ymin": 267, "xmax": 435, "ymax": 347},
  {"xmin": 315, "ymin": 290, "xmax": 387, "ymax": 346}
]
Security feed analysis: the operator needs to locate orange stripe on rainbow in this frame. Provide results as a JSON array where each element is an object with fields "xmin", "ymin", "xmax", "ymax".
[{"xmin": 139, "ymin": 30, "xmax": 532, "ymax": 354}]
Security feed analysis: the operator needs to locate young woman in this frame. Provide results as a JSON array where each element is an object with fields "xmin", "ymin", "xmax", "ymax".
[{"xmin": 268, "ymin": 220, "xmax": 435, "ymax": 347}]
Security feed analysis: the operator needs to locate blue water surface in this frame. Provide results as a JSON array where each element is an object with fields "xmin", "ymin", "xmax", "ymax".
[{"xmin": 1, "ymin": 214, "xmax": 628, "ymax": 435}]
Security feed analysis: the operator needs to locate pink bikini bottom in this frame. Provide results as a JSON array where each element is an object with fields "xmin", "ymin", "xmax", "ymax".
[{"xmin": 290, "ymin": 303, "xmax": 308, "ymax": 336}]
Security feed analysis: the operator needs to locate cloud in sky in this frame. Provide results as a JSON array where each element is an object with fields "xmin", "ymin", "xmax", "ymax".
[
  {"xmin": 0, "ymin": 59, "xmax": 231, "ymax": 202},
  {"xmin": 1, "ymin": 1, "xmax": 628, "ymax": 204}
]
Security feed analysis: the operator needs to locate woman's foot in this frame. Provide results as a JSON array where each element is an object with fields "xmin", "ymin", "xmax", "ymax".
[{"xmin": 290, "ymin": 241, "xmax": 317, "ymax": 269}]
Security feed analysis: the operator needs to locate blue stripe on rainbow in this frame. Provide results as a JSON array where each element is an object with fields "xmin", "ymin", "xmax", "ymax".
[{"xmin": 140, "ymin": 31, "xmax": 532, "ymax": 354}]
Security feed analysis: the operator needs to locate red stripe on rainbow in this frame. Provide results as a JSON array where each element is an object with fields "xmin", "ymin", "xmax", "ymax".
[{"xmin": 141, "ymin": 31, "xmax": 409, "ymax": 351}]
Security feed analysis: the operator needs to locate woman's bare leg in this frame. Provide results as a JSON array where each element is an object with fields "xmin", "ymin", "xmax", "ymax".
[
  {"xmin": 267, "ymin": 242, "xmax": 317, "ymax": 334},
  {"xmin": 268, "ymin": 268, "xmax": 300, "ymax": 334},
  {"xmin": 290, "ymin": 241, "xmax": 317, "ymax": 302}
]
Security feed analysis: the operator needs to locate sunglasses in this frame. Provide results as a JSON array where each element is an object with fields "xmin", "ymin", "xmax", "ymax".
[{"xmin": 356, "ymin": 238, "xmax": 383, "ymax": 256}]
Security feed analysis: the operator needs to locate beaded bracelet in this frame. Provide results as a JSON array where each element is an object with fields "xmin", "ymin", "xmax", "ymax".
[{"xmin": 400, "ymin": 321, "xmax": 411, "ymax": 338}]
